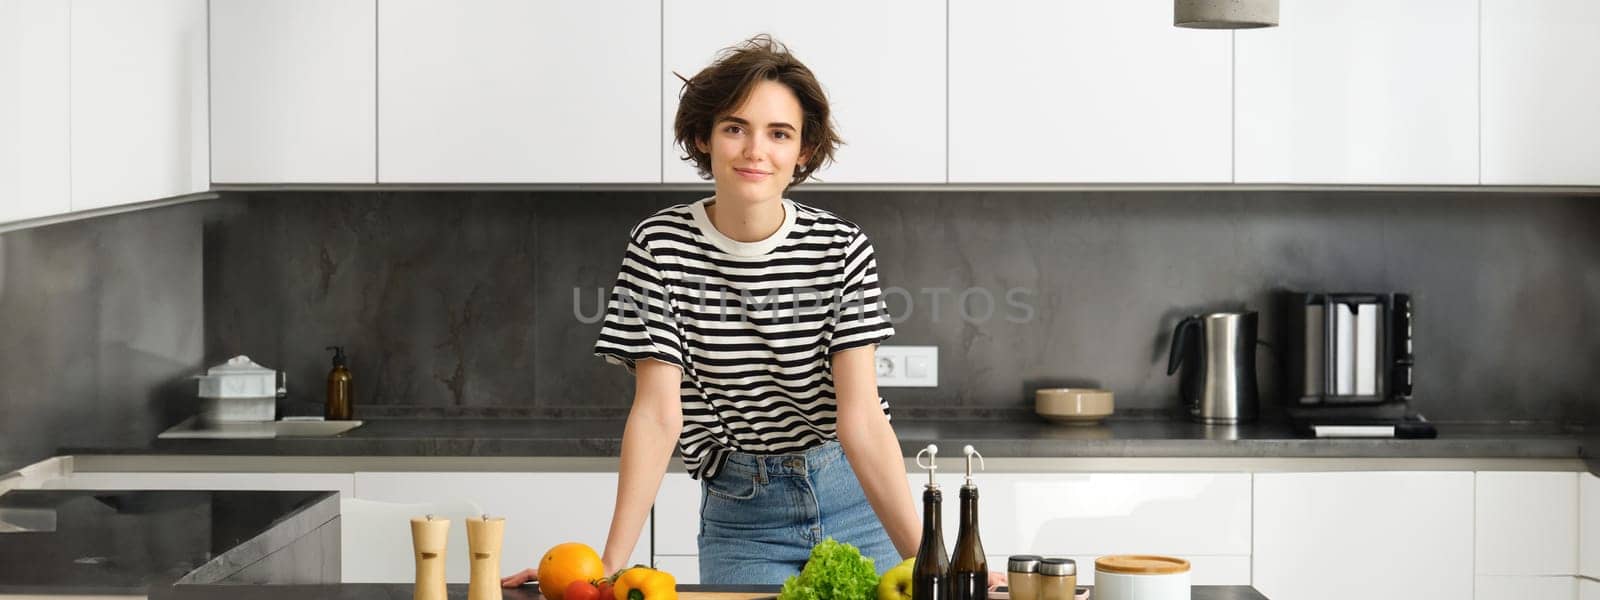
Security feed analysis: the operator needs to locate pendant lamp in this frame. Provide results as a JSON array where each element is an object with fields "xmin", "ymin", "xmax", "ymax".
[{"xmin": 1175, "ymin": 0, "xmax": 1279, "ymax": 29}]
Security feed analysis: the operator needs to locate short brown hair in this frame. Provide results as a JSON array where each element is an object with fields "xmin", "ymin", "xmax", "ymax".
[{"xmin": 673, "ymin": 35, "xmax": 841, "ymax": 187}]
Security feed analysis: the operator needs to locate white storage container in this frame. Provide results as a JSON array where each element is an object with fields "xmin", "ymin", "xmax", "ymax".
[
  {"xmin": 194, "ymin": 355, "xmax": 277, "ymax": 423},
  {"xmin": 196, "ymin": 355, "xmax": 276, "ymax": 398},
  {"xmin": 1093, "ymin": 555, "xmax": 1190, "ymax": 600}
]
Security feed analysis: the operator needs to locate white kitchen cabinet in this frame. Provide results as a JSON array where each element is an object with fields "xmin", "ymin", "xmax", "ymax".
[
  {"xmin": 1477, "ymin": 472, "xmax": 1578, "ymax": 576},
  {"xmin": 666, "ymin": 470, "xmax": 1249, "ymax": 585},
  {"xmin": 1234, "ymin": 0, "xmax": 1477, "ymax": 184},
  {"xmin": 210, "ymin": 0, "xmax": 376, "ymax": 184},
  {"xmin": 1477, "ymin": 576, "xmax": 1578, "ymax": 600},
  {"xmin": 0, "ymin": 0, "xmax": 70, "ymax": 224},
  {"xmin": 907, "ymin": 472, "xmax": 1251, "ymax": 584},
  {"xmin": 71, "ymin": 0, "xmax": 208, "ymax": 210},
  {"xmin": 352, "ymin": 472, "xmax": 648, "ymax": 583},
  {"xmin": 948, "ymin": 0, "xmax": 1232, "ymax": 184},
  {"xmin": 1582, "ymin": 473, "xmax": 1600, "ymax": 578},
  {"xmin": 655, "ymin": 472, "xmax": 703, "ymax": 556},
  {"xmin": 1481, "ymin": 0, "xmax": 1600, "ymax": 185},
  {"xmin": 377, "ymin": 0, "xmax": 659, "ymax": 183},
  {"xmin": 1584, "ymin": 577, "xmax": 1600, "ymax": 600},
  {"xmin": 662, "ymin": 0, "xmax": 945, "ymax": 184},
  {"xmin": 963, "ymin": 472, "xmax": 1251, "ymax": 556},
  {"xmin": 1253, "ymin": 472, "xmax": 1473, "ymax": 600}
]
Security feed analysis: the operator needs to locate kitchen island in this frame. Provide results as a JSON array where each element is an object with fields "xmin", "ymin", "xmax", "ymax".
[
  {"xmin": 151, "ymin": 583, "xmax": 1272, "ymax": 599},
  {"xmin": 0, "ymin": 488, "xmax": 1273, "ymax": 599},
  {"xmin": 14, "ymin": 416, "xmax": 1593, "ymax": 600},
  {"xmin": 0, "ymin": 489, "xmax": 339, "ymax": 596}
]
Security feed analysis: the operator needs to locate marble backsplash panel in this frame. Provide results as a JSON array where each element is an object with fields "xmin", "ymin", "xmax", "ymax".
[
  {"xmin": 203, "ymin": 190, "xmax": 1600, "ymax": 423},
  {"xmin": 0, "ymin": 201, "xmax": 217, "ymax": 472}
]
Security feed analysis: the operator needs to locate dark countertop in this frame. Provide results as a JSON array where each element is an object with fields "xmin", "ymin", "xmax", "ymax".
[
  {"xmin": 61, "ymin": 417, "xmax": 1590, "ymax": 460},
  {"xmin": 153, "ymin": 583, "xmax": 1268, "ymax": 600},
  {"xmin": 0, "ymin": 489, "xmax": 338, "ymax": 595}
]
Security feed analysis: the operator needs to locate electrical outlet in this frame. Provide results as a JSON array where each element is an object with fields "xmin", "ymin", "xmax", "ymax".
[{"xmin": 875, "ymin": 345, "xmax": 937, "ymax": 387}]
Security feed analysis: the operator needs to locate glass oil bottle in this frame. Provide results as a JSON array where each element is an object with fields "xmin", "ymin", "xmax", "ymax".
[
  {"xmin": 950, "ymin": 445, "xmax": 988, "ymax": 600},
  {"xmin": 914, "ymin": 444, "xmax": 951, "ymax": 600}
]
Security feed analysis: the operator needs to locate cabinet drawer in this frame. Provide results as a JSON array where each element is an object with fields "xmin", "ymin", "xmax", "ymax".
[
  {"xmin": 915, "ymin": 473, "xmax": 1251, "ymax": 557},
  {"xmin": 655, "ymin": 473, "xmax": 703, "ymax": 556},
  {"xmin": 1476, "ymin": 472, "xmax": 1578, "ymax": 576},
  {"xmin": 354, "ymin": 472, "xmax": 648, "ymax": 581}
]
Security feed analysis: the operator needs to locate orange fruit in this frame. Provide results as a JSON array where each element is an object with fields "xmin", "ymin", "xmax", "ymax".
[{"xmin": 538, "ymin": 542, "xmax": 605, "ymax": 600}]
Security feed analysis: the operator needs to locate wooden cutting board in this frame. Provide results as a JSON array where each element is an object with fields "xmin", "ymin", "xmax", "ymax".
[{"xmin": 677, "ymin": 593, "xmax": 777, "ymax": 600}]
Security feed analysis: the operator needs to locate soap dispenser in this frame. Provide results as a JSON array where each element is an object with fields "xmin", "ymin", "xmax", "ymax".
[
  {"xmin": 325, "ymin": 346, "xmax": 353, "ymax": 420},
  {"xmin": 914, "ymin": 444, "xmax": 951, "ymax": 600}
]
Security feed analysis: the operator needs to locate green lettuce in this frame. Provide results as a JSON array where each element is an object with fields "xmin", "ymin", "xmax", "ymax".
[{"xmin": 778, "ymin": 537, "xmax": 880, "ymax": 600}]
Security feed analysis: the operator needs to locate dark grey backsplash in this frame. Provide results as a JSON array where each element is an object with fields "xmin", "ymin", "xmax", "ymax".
[
  {"xmin": 204, "ymin": 190, "xmax": 1600, "ymax": 424},
  {"xmin": 0, "ymin": 201, "xmax": 219, "ymax": 472}
]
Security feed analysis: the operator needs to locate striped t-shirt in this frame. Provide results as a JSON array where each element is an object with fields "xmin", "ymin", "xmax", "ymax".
[{"xmin": 593, "ymin": 196, "xmax": 895, "ymax": 480}]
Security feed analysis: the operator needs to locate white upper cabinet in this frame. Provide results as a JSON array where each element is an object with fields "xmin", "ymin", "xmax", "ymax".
[
  {"xmin": 211, "ymin": 0, "xmax": 376, "ymax": 184},
  {"xmin": 378, "ymin": 0, "xmax": 660, "ymax": 184},
  {"xmin": 949, "ymin": 0, "xmax": 1232, "ymax": 184},
  {"xmin": 1481, "ymin": 0, "xmax": 1600, "ymax": 185},
  {"xmin": 71, "ymin": 0, "xmax": 209, "ymax": 210},
  {"xmin": 0, "ymin": 0, "xmax": 70, "ymax": 224},
  {"xmin": 662, "ymin": 0, "xmax": 945, "ymax": 184},
  {"xmin": 1234, "ymin": 0, "xmax": 1478, "ymax": 184}
]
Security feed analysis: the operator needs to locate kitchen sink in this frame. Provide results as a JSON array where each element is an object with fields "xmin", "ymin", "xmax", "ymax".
[{"xmin": 274, "ymin": 419, "xmax": 363, "ymax": 437}]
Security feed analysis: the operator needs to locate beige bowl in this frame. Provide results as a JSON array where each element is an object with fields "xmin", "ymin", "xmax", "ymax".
[{"xmin": 1035, "ymin": 388, "xmax": 1115, "ymax": 425}]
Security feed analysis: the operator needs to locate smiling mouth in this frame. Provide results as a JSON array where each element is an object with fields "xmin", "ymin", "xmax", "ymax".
[{"xmin": 733, "ymin": 168, "xmax": 772, "ymax": 180}]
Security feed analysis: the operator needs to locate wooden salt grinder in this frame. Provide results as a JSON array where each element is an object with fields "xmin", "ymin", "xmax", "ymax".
[
  {"xmin": 467, "ymin": 515, "xmax": 506, "ymax": 600},
  {"xmin": 410, "ymin": 515, "xmax": 449, "ymax": 600}
]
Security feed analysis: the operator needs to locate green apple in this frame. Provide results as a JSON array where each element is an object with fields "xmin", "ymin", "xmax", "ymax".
[{"xmin": 878, "ymin": 558, "xmax": 915, "ymax": 600}]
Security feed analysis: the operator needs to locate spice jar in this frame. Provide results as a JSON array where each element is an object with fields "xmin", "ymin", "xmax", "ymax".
[
  {"xmin": 1007, "ymin": 555, "xmax": 1043, "ymax": 600},
  {"xmin": 1038, "ymin": 558, "xmax": 1077, "ymax": 600}
]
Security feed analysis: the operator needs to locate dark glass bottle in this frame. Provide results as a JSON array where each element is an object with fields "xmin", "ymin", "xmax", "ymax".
[
  {"xmin": 950, "ymin": 485, "xmax": 987, "ymax": 599},
  {"xmin": 914, "ymin": 446, "xmax": 950, "ymax": 600},
  {"xmin": 950, "ymin": 446, "xmax": 988, "ymax": 600},
  {"xmin": 325, "ymin": 346, "xmax": 353, "ymax": 420}
]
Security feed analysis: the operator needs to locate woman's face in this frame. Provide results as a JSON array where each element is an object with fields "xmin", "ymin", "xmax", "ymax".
[{"xmin": 697, "ymin": 80, "xmax": 809, "ymax": 204}]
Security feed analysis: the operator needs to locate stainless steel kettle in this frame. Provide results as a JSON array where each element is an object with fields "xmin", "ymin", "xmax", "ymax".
[{"xmin": 1166, "ymin": 311, "xmax": 1259, "ymax": 424}]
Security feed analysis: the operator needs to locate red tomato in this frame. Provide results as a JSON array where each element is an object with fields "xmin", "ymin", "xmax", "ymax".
[
  {"xmin": 566, "ymin": 579, "xmax": 600, "ymax": 600},
  {"xmin": 596, "ymin": 579, "xmax": 614, "ymax": 600}
]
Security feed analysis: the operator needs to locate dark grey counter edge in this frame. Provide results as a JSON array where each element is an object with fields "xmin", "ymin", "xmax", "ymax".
[{"xmin": 58, "ymin": 419, "xmax": 1592, "ymax": 461}]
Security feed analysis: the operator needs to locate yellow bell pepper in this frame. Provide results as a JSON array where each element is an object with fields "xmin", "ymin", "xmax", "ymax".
[{"xmin": 612, "ymin": 566, "xmax": 677, "ymax": 600}]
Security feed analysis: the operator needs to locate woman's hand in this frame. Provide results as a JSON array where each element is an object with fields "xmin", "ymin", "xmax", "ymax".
[
  {"xmin": 500, "ymin": 567, "xmax": 537, "ymax": 588},
  {"xmin": 988, "ymin": 570, "xmax": 1008, "ymax": 590}
]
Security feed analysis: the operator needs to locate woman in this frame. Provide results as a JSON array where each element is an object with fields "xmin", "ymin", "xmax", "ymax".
[{"xmin": 505, "ymin": 35, "xmax": 990, "ymax": 586}]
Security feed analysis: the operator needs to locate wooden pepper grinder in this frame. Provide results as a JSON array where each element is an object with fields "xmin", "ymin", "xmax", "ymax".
[
  {"xmin": 466, "ymin": 515, "xmax": 506, "ymax": 600},
  {"xmin": 410, "ymin": 515, "xmax": 449, "ymax": 600}
]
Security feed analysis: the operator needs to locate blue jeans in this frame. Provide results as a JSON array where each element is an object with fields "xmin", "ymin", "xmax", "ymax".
[{"xmin": 697, "ymin": 440, "xmax": 902, "ymax": 585}]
